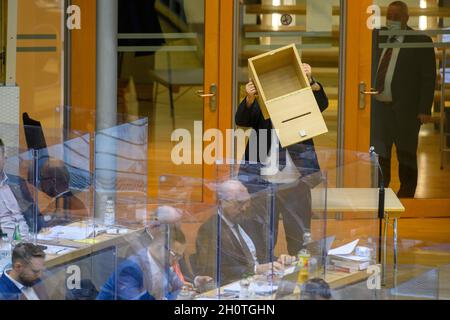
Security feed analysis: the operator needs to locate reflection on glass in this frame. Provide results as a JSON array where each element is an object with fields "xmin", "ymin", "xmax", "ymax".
[
  {"xmin": 0, "ymin": 0, "xmax": 6, "ymax": 85},
  {"xmin": 118, "ymin": 0, "xmax": 206, "ymax": 200},
  {"xmin": 236, "ymin": 0, "xmax": 341, "ymax": 181}
]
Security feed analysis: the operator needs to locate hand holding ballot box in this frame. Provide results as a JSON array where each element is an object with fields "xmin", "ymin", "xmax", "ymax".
[{"xmin": 248, "ymin": 44, "xmax": 328, "ymax": 148}]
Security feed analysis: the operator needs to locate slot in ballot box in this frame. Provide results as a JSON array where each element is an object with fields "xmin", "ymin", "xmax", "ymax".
[{"xmin": 248, "ymin": 44, "xmax": 328, "ymax": 148}]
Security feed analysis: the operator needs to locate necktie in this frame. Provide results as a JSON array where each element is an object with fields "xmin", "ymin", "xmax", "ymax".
[
  {"xmin": 172, "ymin": 262, "xmax": 185, "ymax": 283},
  {"xmin": 233, "ymin": 224, "xmax": 255, "ymax": 267},
  {"xmin": 376, "ymin": 37, "xmax": 397, "ymax": 94}
]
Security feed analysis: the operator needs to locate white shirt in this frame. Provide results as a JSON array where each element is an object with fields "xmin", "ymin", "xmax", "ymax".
[
  {"xmin": 0, "ymin": 172, "xmax": 24, "ymax": 229},
  {"xmin": 375, "ymin": 36, "xmax": 405, "ymax": 103},
  {"xmin": 220, "ymin": 213, "xmax": 258, "ymax": 267},
  {"xmin": 146, "ymin": 250, "xmax": 166, "ymax": 300},
  {"xmin": 3, "ymin": 270, "xmax": 40, "ymax": 300},
  {"xmin": 261, "ymin": 149, "xmax": 301, "ymax": 184}
]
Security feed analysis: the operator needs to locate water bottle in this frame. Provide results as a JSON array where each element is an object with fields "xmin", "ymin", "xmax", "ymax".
[
  {"xmin": 239, "ymin": 278, "xmax": 250, "ymax": 299},
  {"xmin": 296, "ymin": 232, "xmax": 312, "ymax": 285},
  {"xmin": 104, "ymin": 197, "xmax": 115, "ymax": 227},
  {"xmin": 308, "ymin": 257, "xmax": 318, "ymax": 279},
  {"xmin": 0, "ymin": 233, "xmax": 12, "ymax": 273},
  {"xmin": 12, "ymin": 222, "xmax": 22, "ymax": 246}
]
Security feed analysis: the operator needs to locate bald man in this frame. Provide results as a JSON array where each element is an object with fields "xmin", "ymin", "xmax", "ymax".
[
  {"xmin": 192, "ymin": 180, "xmax": 294, "ymax": 285},
  {"xmin": 373, "ymin": 1, "xmax": 436, "ymax": 198}
]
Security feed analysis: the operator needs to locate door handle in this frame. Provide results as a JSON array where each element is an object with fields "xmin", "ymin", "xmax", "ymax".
[
  {"xmin": 196, "ymin": 91, "xmax": 215, "ymax": 98},
  {"xmin": 196, "ymin": 84, "xmax": 217, "ymax": 112},
  {"xmin": 359, "ymin": 82, "xmax": 379, "ymax": 110}
]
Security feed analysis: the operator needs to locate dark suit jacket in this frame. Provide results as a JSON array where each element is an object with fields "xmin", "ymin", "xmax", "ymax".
[
  {"xmin": 373, "ymin": 27, "xmax": 436, "ymax": 120},
  {"xmin": 235, "ymin": 83, "xmax": 329, "ymax": 177},
  {"xmin": 0, "ymin": 272, "xmax": 48, "ymax": 300},
  {"xmin": 6, "ymin": 174, "xmax": 45, "ymax": 233},
  {"xmin": 192, "ymin": 214, "xmax": 259, "ymax": 286}
]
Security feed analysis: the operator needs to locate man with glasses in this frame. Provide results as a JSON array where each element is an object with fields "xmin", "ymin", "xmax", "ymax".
[
  {"xmin": 0, "ymin": 242, "xmax": 48, "ymax": 300},
  {"xmin": 97, "ymin": 225, "xmax": 187, "ymax": 300},
  {"xmin": 0, "ymin": 138, "xmax": 45, "ymax": 236},
  {"xmin": 192, "ymin": 180, "xmax": 296, "ymax": 286}
]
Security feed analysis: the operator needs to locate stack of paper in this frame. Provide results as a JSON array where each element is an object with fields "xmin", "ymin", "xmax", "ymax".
[
  {"xmin": 43, "ymin": 244, "xmax": 76, "ymax": 255},
  {"xmin": 37, "ymin": 226, "xmax": 95, "ymax": 241},
  {"xmin": 223, "ymin": 282, "xmax": 278, "ymax": 295},
  {"xmin": 328, "ymin": 239, "xmax": 371, "ymax": 272}
]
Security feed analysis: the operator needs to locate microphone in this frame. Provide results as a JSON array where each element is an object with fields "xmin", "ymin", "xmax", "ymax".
[{"xmin": 370, "ymin": 146, "xmax": 385, "ymax": 265}]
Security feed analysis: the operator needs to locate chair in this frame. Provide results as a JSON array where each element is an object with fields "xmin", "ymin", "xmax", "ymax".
[{"xmin": 149, "ymin": 62, "xmax": 249, "ymax": 129}]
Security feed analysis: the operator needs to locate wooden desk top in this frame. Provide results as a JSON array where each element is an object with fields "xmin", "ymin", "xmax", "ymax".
[
  {"xmin": 197, "ymin": 266, "xmax": 374, "ymax": 300},
  {"xmin": 41, "ymin": 222, "xmax": 144, "ymax": 269},
  {"xmin": 312, "ymin": 188, "xmax": 405, "ymax": 215}
]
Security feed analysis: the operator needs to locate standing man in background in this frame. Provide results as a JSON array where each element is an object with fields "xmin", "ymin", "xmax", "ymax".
[{"xmin": 373, "ymin": 1, "xmax": 436, "ymax": 198}]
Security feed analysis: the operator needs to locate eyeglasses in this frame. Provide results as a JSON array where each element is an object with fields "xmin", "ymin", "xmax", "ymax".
[{"xmin": 165, "ymin": 245, "xmax": 183, "ymax": 260}]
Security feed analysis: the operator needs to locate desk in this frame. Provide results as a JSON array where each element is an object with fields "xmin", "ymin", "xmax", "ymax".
[
  {"xmin": 312, "ymin": 188, "xmax": 405, "ymax": 286},
  {"xmin": 197, "ymin": 267, "xmax": 375, "ymax": 300},
  {"xmin": 40, "ymin": 222, "xmax": 144, "ymax": 269}
]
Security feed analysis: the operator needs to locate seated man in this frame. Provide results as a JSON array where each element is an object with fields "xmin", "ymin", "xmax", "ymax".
[
  {"xmin": 0, "ymin": 138, "xmax": 45, "ymax": 234},
  {"xmin": 146, "ymin": 206, "xmax": 213, "ymax": 293},
  {"xmin": 96, "ymin": 225, "xmax": 186, "ymax": 300},
  {"xmin": 0, "ymin": 243, "xmax": 48, "ymax": 300},
  {"xmin": 192, "ymin": 180, "xmax": 295, "ymax": 285},
  {"xmin": 39, "ymin": 160, "xmax": 88, "ymax": 225}
]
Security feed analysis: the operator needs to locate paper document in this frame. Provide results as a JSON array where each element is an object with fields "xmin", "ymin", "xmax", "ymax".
[
  {"xmin": 223, "ymin": 282, "xmax": 278, "ymax": 295},
  {"xmin": 283, "ymin": 266, "xmax": 296, "ymax": 276},
  {"xmin": 43, "ymin": 244, "xmax": 76, "ymax": 255},
  {"xmin": 333, "ymin": 254, "xmax": 370, "ymax": 262},
  {"xmin": 328, "ymin": 239, "xmax": 359, "ymax": 256},
  {"xmin": 37, "ymin": 226, "xmax": 94, "ymax": 241}
]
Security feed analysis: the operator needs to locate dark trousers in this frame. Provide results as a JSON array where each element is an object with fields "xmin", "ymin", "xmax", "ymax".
[
  {"xmin": 373, "ymin": 102, "xmax": 421, "ymax": 198},
  {"xmin": 237, "ymin": 163, "xmax": 313, "ymax": 261}
]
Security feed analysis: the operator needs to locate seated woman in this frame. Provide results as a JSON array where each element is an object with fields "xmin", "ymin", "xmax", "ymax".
[{"xmin": 39, "ymin": 160, "xmax": 88, "ymax": 225}]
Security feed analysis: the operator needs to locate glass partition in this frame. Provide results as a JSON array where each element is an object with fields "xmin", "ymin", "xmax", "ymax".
[
  {"xmin": 158, "ymin": 161, "xmax": 329, "ymax": 300},
  {"xmin": 158, "ymin": 175, "xmax": 220, "ymax": 299},
  {"xmin": 93, "ymin": 117, "xmax": 149, "ymax": 229},
  {"xmin": 0, "ymin": 115, "xmax": 150, "ymax": 300},
  {"xmin": 371, "ymin": 0, "xmax": 450, "ymax": 199},
  {"xmin": 235, "ymin": 0, "xmax": 341, "ymax": 155},
  {"xmin": 0, "ymin": 0, "xmax": 6, "ymax": 85}
]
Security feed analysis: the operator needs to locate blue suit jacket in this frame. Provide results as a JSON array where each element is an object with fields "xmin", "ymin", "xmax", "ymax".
[
  {"xmin": 0, "ymin": 272, "xmax": 23, "ymax": 300},
  {"xmin": 96, "ymin": 249, "xmax": 182, "ymax": 300},
  {"xmin": 0, "ymin": 272, "xmax": 48, "ymax": 300}
]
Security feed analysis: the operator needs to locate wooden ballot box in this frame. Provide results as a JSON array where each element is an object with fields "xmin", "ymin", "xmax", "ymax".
[{"xmin": 248, "ymin": 44, "xmax": 328, "ymax": 148}]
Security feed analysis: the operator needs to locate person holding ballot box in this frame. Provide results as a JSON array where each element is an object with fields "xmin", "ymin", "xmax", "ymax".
[{"xmin": 235, "ymin": 64, "xmax": 329, "ymax": 258}]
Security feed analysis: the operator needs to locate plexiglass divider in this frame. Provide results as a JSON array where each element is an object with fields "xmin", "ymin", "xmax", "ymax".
[
  {"xmin": 0, "ymin": 110, "xmax": 150, "ymax": 300},
  {"xmin": 157, "ymin": 164, "xmax": 328, "ymax": 300},
  {"xmin": 0, "ymin": 117, "xmax": 391, "ymax": 300}
]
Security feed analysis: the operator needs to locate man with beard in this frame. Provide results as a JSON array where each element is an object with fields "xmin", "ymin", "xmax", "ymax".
[{"xmin": 0, "ymin": 243, "xmax": 48, "ymax": 300}]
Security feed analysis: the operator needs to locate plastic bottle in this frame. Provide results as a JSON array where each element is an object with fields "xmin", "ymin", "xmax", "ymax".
[
  {"xmin": 239, "ymin": 278, "xmax": 250, "ymax": 299},
  {"xmin": 0, "ymin": 227, "xmax": 12, "ymax": 273},
  {"xmin": 296, "ymin": 232, "xmax": 312, "ymax": 285},
  {"xmin": 308, "ymin": 257, "xmax": 318, "ymax": 279},
  {"xmin": 104, "ymin": 197, "xmax": 115, "ymax": 227},
  {"xmin": 12, "ymin": 222, "xmax": 22, "ymax": 246}
]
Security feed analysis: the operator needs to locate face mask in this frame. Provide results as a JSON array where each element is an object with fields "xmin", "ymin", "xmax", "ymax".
[{"xmin": 386, "ymin": 20, "xmax": 402, "ymax": 31}]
